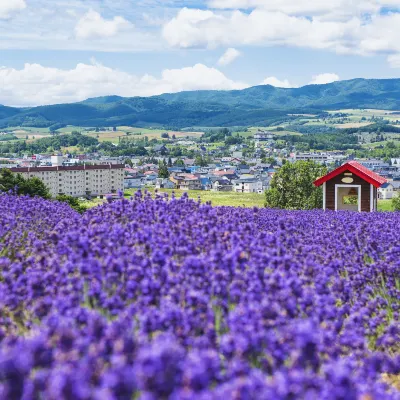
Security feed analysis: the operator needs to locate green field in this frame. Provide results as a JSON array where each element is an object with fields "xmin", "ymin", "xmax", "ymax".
[
  {"xmin": 122, "ymin": 189, "xmax": 395, "ymax": 211},
  {"xmin": 377, "ymin": 199, "xmax": 394, "ymax": 212},
  {"xmin": 124, "ymin": 188, "xmax": 266, "ymax": 207}
]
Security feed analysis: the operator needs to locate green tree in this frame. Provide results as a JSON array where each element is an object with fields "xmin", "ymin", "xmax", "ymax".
[
  {"xmin": 56, "ymin": 194, "xmax": 86, "ymax": 213},
  {"xmin": 195, "ymin": 155, "xmax": 208, "ymax": 167},
  {"xmin": 265, "ymin": 161, "xmax": 327, "ymax": 210},
  {"xmin": 174, "ymin": 158, "xmax": 185, "ymax": 166},
  {"xmin": 0, "ymin": 169, "xmax": 51, "ymax": 199},
  {"xmin": 392, "ymin": 196, "xmax": 400, "ymax": 211},
  {"xmin": 158, "ymin": 160, "xmax": 170, "ymax": 178}
]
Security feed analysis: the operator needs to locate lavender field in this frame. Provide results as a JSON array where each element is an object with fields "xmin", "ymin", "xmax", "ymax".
[{"xmin": 0, "ymin": 192, "xmax": 399, "ymax": 400}]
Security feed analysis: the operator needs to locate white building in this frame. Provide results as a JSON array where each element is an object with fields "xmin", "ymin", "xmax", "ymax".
[
  {"xmin": 378, "ymin": 182, "xmax": 395, "ymax": 200},
  {"xmin": 10, "ymin": 164, "xmax": 124, "ymax": 198},
  {"xmin": 295, "ymin": 152, "xmax": 328, "ymax": 164},
  {"xmin": 232, "ymin": 178, "xmax": 263, "ymax": 193}
]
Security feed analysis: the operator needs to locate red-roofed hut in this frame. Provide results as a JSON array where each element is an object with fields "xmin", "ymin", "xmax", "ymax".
[{"xmin": 313, "ymin": 161, "xmax": 387, "ymax": 212}]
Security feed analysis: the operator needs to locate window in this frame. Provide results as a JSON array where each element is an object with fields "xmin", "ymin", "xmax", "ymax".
[{"xmin": 343, "ymin": 195, "xmax": 358, "ymax": 205}]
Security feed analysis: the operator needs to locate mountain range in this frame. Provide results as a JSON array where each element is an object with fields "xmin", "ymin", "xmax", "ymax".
[{"xmin": 1, "ymin": 78, "xmax": 400, "ymax": 129}]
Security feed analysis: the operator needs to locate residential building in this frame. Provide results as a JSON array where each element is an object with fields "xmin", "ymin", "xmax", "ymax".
[
  {"xmin": 254, "ymin": 131, "xmax": 274, "ymax": 142},
  {"xmin": 211, "ymin": 178, "xmax": 233, "ymax": 192},
  {"xmin": 295, "ymin": 152, "xmax": 328, "ymax": 164},
  {"xmin": 9, "ymin": 164, "xmax": 124, "ymax": 198},
  {"xmin": 232, "ymin": 178, "xmax": 263, "ymax": 193},
  {"xmin": 378, "ymin": 182, "xmax": 395, "ymax": 200},
  {"xmin": 170, "ymin": 173, "xmax": 201, "ymax": 190},
  {"xmin": 124, "ymin": 175, "xmax": 145, "ymax": 189},
  {"xmin": 155, "ymin": 178, "xmax": 175, "ymax": 189}
]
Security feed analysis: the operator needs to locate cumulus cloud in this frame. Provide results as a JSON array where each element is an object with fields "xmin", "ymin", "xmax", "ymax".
[
  {"xmin": 162, "ymin": 6, "xmax": 400, "ymax": 61},
  {"xmin": 309, "ymin": 73, "xmax": 340, "ymax": 85},
  {"xmin": 75, "ymin": 10, "xmax": 131, "ymax": 39},
  {"xmin": 218, "ymin": 48, "xmax": 241, "ymax": 66},
  {"xmin": 0, "ymin": 62, "xmax": 248, "ymax": 107},
  {"xmin": 261, "ymin": 77, "xmax": 296, "ymax": 88},
  {"xmin": 162, "ymin": 8, "xmax": 361, "ymax": 51},
  {"xmin": 0, "ymin": 0, "xmax": 26, "ymax": 19}
]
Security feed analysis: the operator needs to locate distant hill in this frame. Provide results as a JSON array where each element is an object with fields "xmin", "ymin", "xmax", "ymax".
[{"xmin": 1, "ymin": 78, "xmax": 400, "ymax": 129}]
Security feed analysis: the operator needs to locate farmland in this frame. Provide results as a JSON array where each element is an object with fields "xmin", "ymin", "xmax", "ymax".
[
  {"xmin": 0, "ymin": 126, "xmax": 203, "ymax": 145},
  {"xmin": 0, "ymin": 194, "xmax": 399, "ymax": 398}
]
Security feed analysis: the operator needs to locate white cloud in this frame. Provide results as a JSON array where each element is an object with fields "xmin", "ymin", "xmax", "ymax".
[
  {"xmin": 162, "ymin": 8, "xmax": 361, "ymax": 51},
  {"xmin": 218, "ymin": 48, "xmax": 241, "ymax": 66},
  {"xmin": 75, "ymin": 10, "xmax": 131, "ymax": 39},
  {"xmin": 163, "ymin": 6, "xmax": 400, "ymax": 63},
  {"xmin": 309, "ymin": 73, "xmax": 340, "ymax": 85},
  {"xmin": 0, "ymin": 0, "xmax": 26, "ymax": 19},
  {"xmin": 261, "ymin": 76, "xmax": 296, "ymax": 88},
  {"xmin": 0, "ymin": 62, "xmax": 248, "ymax": 107}
]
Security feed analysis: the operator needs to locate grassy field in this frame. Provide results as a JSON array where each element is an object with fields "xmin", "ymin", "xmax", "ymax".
[
  {"xmin": 0, "ymin": 126, "xmax": 203, "ymax": 145},
  {"xmin": 123, "ymin": 188, "xmax": 265, "ymax": 207},
  {"xmin": 79, "ymin": 189, "xmax": 394, "ymax": 212},
  {"xmin": 377, "ymin": 199, "xmax": 394, "ymax": 212}
]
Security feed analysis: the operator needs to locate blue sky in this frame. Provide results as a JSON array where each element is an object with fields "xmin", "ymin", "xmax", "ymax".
[{"xmin": 0, "ymin": 0, "xmax": 399, "ymax": 106}]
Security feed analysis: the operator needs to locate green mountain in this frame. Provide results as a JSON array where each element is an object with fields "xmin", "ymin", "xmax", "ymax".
[{"xmin": 1, "ymin": 78, "xmax": 400, "ymax": 129}]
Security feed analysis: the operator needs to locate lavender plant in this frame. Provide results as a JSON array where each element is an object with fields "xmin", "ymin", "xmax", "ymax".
[{"xmin": 0, "ymin": 192, "xmax": 399, "ymax": 399}]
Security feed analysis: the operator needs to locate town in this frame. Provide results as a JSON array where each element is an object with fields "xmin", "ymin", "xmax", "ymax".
[{"xmin": 1, "ymin": 124, "xmax": 400, "ymax": 202}]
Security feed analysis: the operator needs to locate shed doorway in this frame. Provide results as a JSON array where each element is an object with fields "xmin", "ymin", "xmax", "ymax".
[{"xmin": 335, "ymin": 185, "xmax": 361, "ymax": 212}]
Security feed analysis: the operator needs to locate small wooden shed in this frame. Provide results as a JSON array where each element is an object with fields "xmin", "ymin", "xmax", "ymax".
[{"xmin": 314, "ymin": 161, "xmax": 387, "ymax": 212}]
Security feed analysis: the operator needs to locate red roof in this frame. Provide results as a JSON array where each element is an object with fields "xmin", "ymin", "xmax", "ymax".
[{"xmin": 313, "ymin": 161, "xmax": 387, "ymax": 188}]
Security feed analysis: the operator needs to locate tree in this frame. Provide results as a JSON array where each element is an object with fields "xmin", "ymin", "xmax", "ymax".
[
  {"xmin": 265, "ymin": 161, "xmax": 327, "ymax": 210},
  {"xmin": 174, "ymin": 158, "xmax": 185, "ymax": 166},
  {"xmin": 392, "ymin": 196, "xmax": 400, "ymax": 211},
  {"xmin": 167, "ymin": 157, "xmax": 173, "ymax": 167},
  {"xmin": 158, "ymin": 160, "xmax": 170, "ymax": 179},
  {"xmin": 56, "ymin": 195, "xmax": 86, "ymax": 213},
  {"xmin": 113, "ymin": 127, "xmax": 117, "ymax": 132},
  {"xmin": 161, "ymin": 133, "xmax": 170, "ymax": 139},
  {"xmin": 195, "ymin": 155, "xmax": 208, "ymax": 167},
  {"xmin": 0, "ymin": 169, "xmax": 51, "ymax": 199}
]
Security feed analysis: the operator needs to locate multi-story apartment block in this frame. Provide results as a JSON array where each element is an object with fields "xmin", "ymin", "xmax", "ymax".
[
  {"xmin": 294, "ymin": 152, "xmax": 328, "ymax": 164},
  {"xmin": 9, "ymin": 163, "xmax": 124, "ymax": 198}
]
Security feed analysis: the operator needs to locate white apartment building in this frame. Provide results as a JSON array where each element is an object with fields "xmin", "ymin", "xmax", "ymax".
[
  {"xmin": 10, "ymin": 163, "xmax": 124, "ymax": 198},
  {"xmin": 295, "ymin": 152, "xmax": 328, "ymax": 164}
]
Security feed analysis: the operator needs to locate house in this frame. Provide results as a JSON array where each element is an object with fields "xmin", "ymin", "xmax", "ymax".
[
  {"xmin": 124, "ymin": 176, "xmax": 145, "ymax": 189},
  {"xmin": 314, "ymin": 161, "xmax": 386, "ymax": 212},
  {"xmin": 378, "ymin": 182, "xmax": 395, "ymax": 200},
  {"xmin": 183, "ymin": 159, "xmax": 195, "ymax": 167},
  {"xmin": 391, "ymin": 180, "xmax": 400, "ymax": 195},
  {"xmin": 153, "ymin": 145, "xmax": 169, "ymax": 155},
  {"xmin": 232, "ymin": 178, "xmax": 262, "ymax": 193},
  {"xmin": 170, "ymin": 173, "xmax": 201, "ymax": 190},
  {"xmin": 211, "ymin": 178, "xmax": 233, "ymax": 192},
  {"xmin": 200, "ymin": 177, "xmax": 212, "ymax": 191},
  {"xmin": 236, "ymin": 164, "xmax": 251, "ymax": 175},
  {"xmin": 155, "ymin": 178, "xmax": 175, "ymax": 189}
]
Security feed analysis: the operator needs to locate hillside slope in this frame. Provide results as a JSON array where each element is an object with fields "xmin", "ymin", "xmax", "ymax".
[{"xmin": 1, "ymin": 78, "xmax": 400, "ymax": 129}]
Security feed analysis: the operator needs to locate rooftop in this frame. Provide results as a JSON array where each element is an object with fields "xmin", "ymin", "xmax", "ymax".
[{"xmin": 314, "ymin": 161, "xmax": 387, "ymax": 188}]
